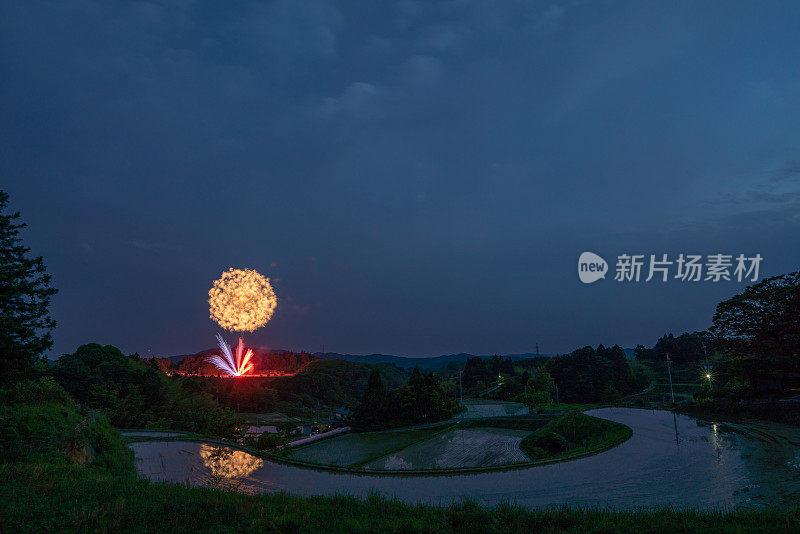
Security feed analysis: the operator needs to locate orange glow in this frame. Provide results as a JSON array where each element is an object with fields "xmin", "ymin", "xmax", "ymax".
[{"xmin": 208, "ymin": 268, "xmax": 277, "ymax": 332}]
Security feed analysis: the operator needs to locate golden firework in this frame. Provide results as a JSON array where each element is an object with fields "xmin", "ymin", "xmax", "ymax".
[{"xmin": 208, "ymin": 268, "xmax": 277, "ymax": 332}]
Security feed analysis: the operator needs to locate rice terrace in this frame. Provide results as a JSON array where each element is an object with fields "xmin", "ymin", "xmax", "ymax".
[{"xmin": 4, "ymin": 1, "xmax": 800, "ymax": 532}]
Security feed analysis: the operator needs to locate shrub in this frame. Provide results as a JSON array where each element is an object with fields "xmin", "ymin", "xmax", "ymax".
[
  {"xmin": 530, "ymin": 431, "xmax": 568, "ymax": 455},
  {"xmin": 519, "ymin": 413, "xmax": 631, "ymax": 461},
  {"xmin": 0, "ymin": 380, "xmax": 134, "ymax": 474},
  {"xmin": 256, "ymin": 432, "xmax": 282, "ymax": 450},
  {"xmin": 4, "ymin": 376, "xmax": 73, "ymax": 405}
]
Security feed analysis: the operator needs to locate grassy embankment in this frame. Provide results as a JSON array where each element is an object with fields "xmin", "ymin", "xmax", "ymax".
[
  {"xmin": 520, "ymin": 413, "xmax": 632, "ymax": 461},
  {"xmin": 4, "ymin": 379, "xmax": 800, "ymax": 532}
]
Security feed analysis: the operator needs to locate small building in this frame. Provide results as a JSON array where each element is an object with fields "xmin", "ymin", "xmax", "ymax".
[{"xmin": 332, "ymin": 406, "xmax": 351, "ymax": 420}]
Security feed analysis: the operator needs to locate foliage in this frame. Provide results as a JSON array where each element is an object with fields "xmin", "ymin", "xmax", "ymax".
[
  {"xmin": 523, "ymin": 370, "xmax": 554, "ymax": 407},
  {"xmin": 4, "ymin": 375, "xmax": 73, "ymax": 405},
  {"xmin": 457, "ymin": 350, "xmax": 644, "ymax": 404},
  {"xmin": 634, "ymin": 331, "xmax": 713, "ymax": 364},
  {"xmin": 354, "ymin": 369, "xmax": 387, "ymax": 429},
  {"xmin": 275, "ymin": 422, "xmax": 300, "ymax": 437},
  {"xmin": 456, "ymin": 356, "xmax": 551, "ymax": 399},
  {"xmin": 0, "ymin": 190, "xmax": 57, "ymax": 384},
  {"xmin": 544, "ymin": 345, "xmax": 647, "ymax": 403},
  {"xmin": 352, "ymin": 367, "xmax": 460, "ymax": 431},
  {"xmin": 711, "ymin": 271, "xmax": 800, "ymax": 362},
  {"xmin": 520, "ymin": 413, "xmax": 632, "ymax": 461},
  {"xmin": 0, "ymin": 381, "xmax": 790, "ymax": 533},
  {"xmin": 170, "ymin": 348, "xmax": 316, "ymax": 376},
  {"xmin": 492, "ymin": 376, "xmax": 524, "ymax": 401},
  {"xmin": 528, "ymin": 431, "xmax": 568, "ymax": 455},
  {"xmin": 0, "ymin": 378, "xmax": 133, "ymax": 474},
  {"xmin": 4, "ymin": 462, "xmax": 799, "ymax": 533},
  {"xmin": 202, "ymin": 360, "xmax": 407, "ymax": 414},
  {"xmin": 52, "ymin": 344, "xmax": 243, "ymax": 440},
  {"xmin": 253, "ymin": 431, "xmax": 283, "ymax": 450},
  {"xmin": 524, "ymin": 390, "xmax": 551, "ymax": 407},
  {"xmin": 709, "ymin": 271, "xmax": 800, "ymax": 396},
  {"xmin": 462, "ymin": 355, "xmax": 515, "ymax": 392}
]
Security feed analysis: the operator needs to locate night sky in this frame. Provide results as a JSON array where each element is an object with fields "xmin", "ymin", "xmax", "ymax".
[{"xmin": 2, "ymin": 1, "xmax": 799, "ymax": 359}]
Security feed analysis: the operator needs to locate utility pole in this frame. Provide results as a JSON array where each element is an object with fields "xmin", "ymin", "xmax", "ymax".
[
  {"xmin": 701, "ymin": 342, "xmax": 712, "ymax": 391},
  {"xmin": 555, "ymin": 383, "xmax": 559, "ymax": 404},
  {"xmin": 666, "ymin": 353, "xmax": 675, "ymax": 403},
  {"xmin": 458, "ymin": 370, "xmax": 463, "ymax": 405}
]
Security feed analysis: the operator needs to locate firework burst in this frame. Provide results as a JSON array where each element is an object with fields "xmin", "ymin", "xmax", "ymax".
[
  {"xmin": 208, "ymin": 268, "xmax": 277, "ymax": 332},
  {"xmin": 208, "ymin": 333, "xmax": 254, "ymax": 376}
]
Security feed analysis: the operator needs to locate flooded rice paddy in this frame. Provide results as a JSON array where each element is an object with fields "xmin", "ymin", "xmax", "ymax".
[
  {"xmin": 365, "ymin": 427, "xmax": 530, "ymax": 469},
  {"xmin": 288, "ymin": 425, "xmax": 448, "ymax": 466},
  {"xmin": 130, "ymin": 408, "xmax": 800, "ymax": 509}
]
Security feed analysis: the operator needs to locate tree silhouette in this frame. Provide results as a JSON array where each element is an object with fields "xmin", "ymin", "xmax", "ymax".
[{"xmin": 0, "ymin": 190, "xmax": 57, "ymax": 383}]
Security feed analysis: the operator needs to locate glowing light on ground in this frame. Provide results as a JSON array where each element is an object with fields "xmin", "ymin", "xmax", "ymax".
[
  {"xmin": 208, "ymin": 268, "xmax": 277, "ymax": 332},
  {"xmin": 208, "ymin": 334, "xmax": 254, "ymax": 376},
  {"xmin": 200, "ymin": 444, "xmax": 263, "ymax": 478}
]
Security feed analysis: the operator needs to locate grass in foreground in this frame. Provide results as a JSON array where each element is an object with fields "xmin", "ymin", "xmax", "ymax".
[
  {"xmin": 3, "ymin": 461, "xmax": 800, "ymax": 533},
  {"xmin": 3, "ymin": 379, "xmax": 800, "ymax": 532}
]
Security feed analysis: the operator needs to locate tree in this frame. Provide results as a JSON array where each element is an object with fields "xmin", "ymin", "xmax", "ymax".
[
  {"xmin": 494, "ymin": 375, "xmax": 523, "ymax": 401},
  {"xmin": 710, "ymin": 271, "xmax": 800, "ymax": 390},
  {"xmin": 354, "ymin": 367, "xmax": 459, "ymax": 431},
  {"xmin": 544, "ymin": 345, "xmax": 645, "ymax": 403},
  {"xmin": 524, "ymin": 371, "xmax": 555, "ymax": 407},
  {"xmin": 353, "ymin": 369, "xmax": 387, "ymax": 429},
  {"xmin": 642, "ymin": 331, "xmax": 712, "ymax": 363},
  {"xmin": 52, "ymin": 343, "xmax": 242, "ymax": 439},
  {"xmin": 711, "ymin": 271, "xmax": 800, "ymax": 364},
  {"xmin": 0, "ymin": 190, "xmax": 57, "ymax": 383},
  {"xmin": 275, "ymin": 422, "xmax": 300, "ymax": 437},
  {"xmin": 530, "ymin": 370, "xmax": 555, "ymax": 394},
  {"xmin": 256, "ymin": 431, "xmax": 282, "ymax": 450}
]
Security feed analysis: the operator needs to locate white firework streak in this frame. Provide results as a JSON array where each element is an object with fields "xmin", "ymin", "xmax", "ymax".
[{"xmin": 209, "ymin": 333, "xmax": 254, "ymax": 376}]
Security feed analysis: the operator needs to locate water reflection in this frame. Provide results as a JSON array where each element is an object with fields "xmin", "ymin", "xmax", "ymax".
[
  {"xmin": 200, "ymin": 444, "xmax": 263, "ymax": 479},
  {"xmin": 130, "ymin": 408, "xmax": 800, "ymax": 510},
  {"xmin": 672, "ymin": 412, "xmax": 680, "ymax": 446}
]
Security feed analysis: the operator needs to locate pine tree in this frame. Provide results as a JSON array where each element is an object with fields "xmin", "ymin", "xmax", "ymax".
[
  {"xmin": 354, "ymin": 369, "xmax": 386, "ymax": 429},
  {"xmin": 0, "ymin": 190, "xmax": 57, "ymax": 383}
]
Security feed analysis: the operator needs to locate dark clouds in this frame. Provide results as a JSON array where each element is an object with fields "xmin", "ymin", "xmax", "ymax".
[{"xmin": 2, "ymin": 0, "xmax": 799, "ymax": 357}]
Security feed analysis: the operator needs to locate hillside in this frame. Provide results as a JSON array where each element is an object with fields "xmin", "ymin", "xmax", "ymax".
[
  {"xmin": 194, "ymin": 358, "xmax": 409, "ymax": 412},
  {"xmin": 157, "ymin": 348, "xmax": 316, "ymax": 376},
  {"xmin": 315, "ymin": 352, "xmax": 554, "ymax": 370},
  {"xmin": 268, "ymin": 359, "xmax": 407, "ymax": 407}
]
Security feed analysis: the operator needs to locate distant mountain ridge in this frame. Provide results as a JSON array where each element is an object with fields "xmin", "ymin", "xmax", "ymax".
[
  {"xmin": 162, "ymin": 347, "xmax": 635, "ymax": 371},
  {"xmin": 313, "ymin": 352, "xmax": 555, "ymax": 369}
]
